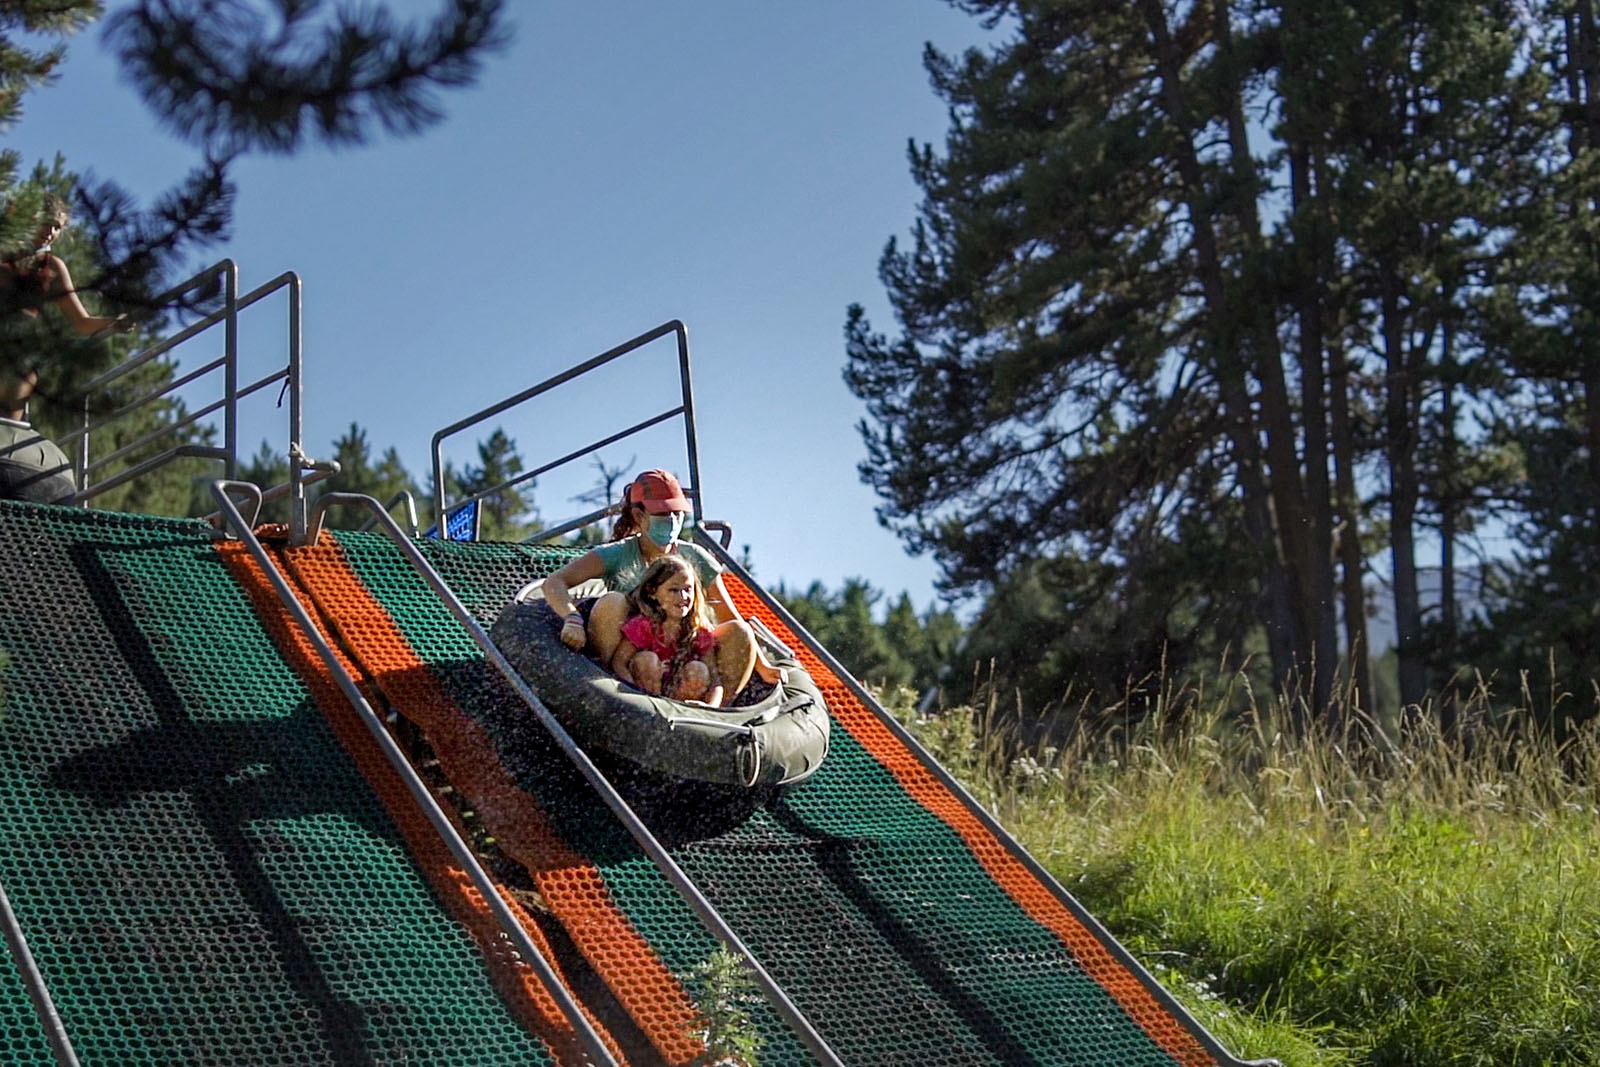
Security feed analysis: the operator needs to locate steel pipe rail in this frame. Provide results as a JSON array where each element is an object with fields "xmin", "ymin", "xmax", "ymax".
[
  {"xmin": 69, "ymin": 265, "xmax": 305, "ymax": 519},
  {"xmin": 444, "ymin": 407, "xmax": 686, "ymax": 523},
  {"xmin": 307, "ymin": 491, "xmax": 846, "ymax": 1067},
  {"xmin": 430, "ymin": 321, "xmax": 704, "ymax": 537},
  {"xmin": 0, "ymin": 879, "xmax": 81, "ymax": 1067},
  {"xmin": 208, "ymin": 482, "xmax": 619, "ymax": 1067}
]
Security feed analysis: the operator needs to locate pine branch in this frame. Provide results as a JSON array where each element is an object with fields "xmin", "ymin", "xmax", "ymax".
[{"xmin": 105, "ymin": 0, "xmax": 509, "ymax": 154}]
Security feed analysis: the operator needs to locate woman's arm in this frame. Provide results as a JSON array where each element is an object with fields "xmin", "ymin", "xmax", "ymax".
[
  {"xmin": 544, "ymin": 551, "xmax": 607, "ymax": 648},
  {"xmin": 43, "ymin": 255, "xmax": 122, "ymax": 336},
  {"xmin": 542, "ymin": 551, "xmax": 606, "ymax": 615}
]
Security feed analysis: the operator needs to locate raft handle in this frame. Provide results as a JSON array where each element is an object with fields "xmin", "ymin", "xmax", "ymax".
[{"xmin": 667, "ymin": 696, "xmax": 812, "ymax": 738}]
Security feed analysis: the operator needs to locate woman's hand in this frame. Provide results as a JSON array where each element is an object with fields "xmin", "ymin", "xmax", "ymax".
[{"xmin": 559, "ymin": 612, "xmax": 587, "ymax": 650}]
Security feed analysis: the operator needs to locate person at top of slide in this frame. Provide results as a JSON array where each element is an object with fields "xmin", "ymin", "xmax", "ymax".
[{"xmin": 540, "ymin": 468, "xmax": 782, "ymax": 699}]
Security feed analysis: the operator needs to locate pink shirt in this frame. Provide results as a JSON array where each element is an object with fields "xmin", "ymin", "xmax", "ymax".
[{"xmin": 620, "ymin": 614, "xmax": 715, "ymax": 662}]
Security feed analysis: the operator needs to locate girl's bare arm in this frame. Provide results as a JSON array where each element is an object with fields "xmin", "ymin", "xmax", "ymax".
[{"xmin": 610, "ymin": 638, "xmax": 640, "ymax": 684}]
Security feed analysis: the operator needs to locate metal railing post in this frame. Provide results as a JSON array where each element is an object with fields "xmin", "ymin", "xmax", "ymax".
[
  {"xmin": 286, "ymin": 273, "xmax": 306, "ymax": 544},
  {"xmin": 74, "ymin": 392, "xmax": 89, "ymax": 506},
  {"xmin": 429, "ymin": 321, "xmax": 693, "ymax": 539},
  {"xmin": 209, "ymin": 482, "xmax": 619, "ymax": 1067},
  {"xmin": 0, "ymin": 880, "xmax": 81, "ymax": 1066},
  {"xmin": 222, "ymin": 262, "xmax": 239, "ymax": 480},
  {"xmin": 308, "ymin": 492, "xmax": 847, "ymax": 1067},
  {"xmin": 674, "ymin": 323, "xmax": 704, "ymax": 525}
]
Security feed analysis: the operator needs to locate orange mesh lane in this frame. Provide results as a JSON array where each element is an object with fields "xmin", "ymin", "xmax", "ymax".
[
  {"xmin": 725, "ymin": 577, "xmax": 1219, "ymax": 1067},
  {"xmin": 218, "ymin": 542, "xmax": 620, "ymax": 1067},
  {"xmin": 277, "ymin": 540, "xmax": 706, "ymax": 1067}
]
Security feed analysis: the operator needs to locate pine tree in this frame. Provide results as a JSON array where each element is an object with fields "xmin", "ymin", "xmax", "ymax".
[
  {"xmin": 435, "ymin": 426, "xmax": 537, "ymax": 542},
  {"xmin": 848, "ymin": 0, "xmax": 1547, "ymax": 722}
]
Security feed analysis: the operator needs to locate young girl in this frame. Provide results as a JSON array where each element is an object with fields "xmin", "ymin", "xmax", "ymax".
[{"xmin": 610, "ymin": 555, "xmax": 725, "ymax": 706}]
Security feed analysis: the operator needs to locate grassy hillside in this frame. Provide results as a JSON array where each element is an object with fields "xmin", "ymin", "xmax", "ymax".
[{"xmin": 887, "ymin": 675, "xmax": 1600, "ymax": 1067}]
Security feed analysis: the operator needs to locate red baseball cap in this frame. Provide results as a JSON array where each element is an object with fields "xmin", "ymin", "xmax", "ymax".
[{"xmin": 626, "ymin": 469, "xmax": 691, "ymax": 514}]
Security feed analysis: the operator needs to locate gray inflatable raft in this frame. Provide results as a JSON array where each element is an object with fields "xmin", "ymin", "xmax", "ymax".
[{"xmin": 491, "ymin": 595, "xmax": 830, "ymax": 789}]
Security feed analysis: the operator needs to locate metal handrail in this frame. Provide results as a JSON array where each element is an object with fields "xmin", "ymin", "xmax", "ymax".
[
  {"xmin": 70, "ymin": 263, "xmax": 317, "ymax": 542},
  {"xmin": 697, "ymin": 533, "xmax": 1281, "ymax": 1067},
  {"xmin": 0, "ymin": 879, "xmax": 81, "ymax": 1066},
  {"xmin": 355, "ymin": 490, "xmax": 420, "ymax": 536},
  {"xmin": 306, "ymin": 491, "xmax": 847, "ymax": 1067},
  {"xmin": 208, "ymin": 482, "xmax": 618, "ymax": 1067},
  {"xmin": 430, "ymin": 320, "xmax": 703, "ymax": 538},
  {"xmin": 198, "ymin": 466, "xmax": 341, "ymax": 529}
]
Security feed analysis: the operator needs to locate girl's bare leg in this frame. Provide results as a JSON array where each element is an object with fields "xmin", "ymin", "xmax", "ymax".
[
  {"xmin": 712, "ymin": 620, "xmax": 760, "ymax": 698},
  {"xmin": 630, "ymin": 651, "xmax": 664, "ymax": 695},
  {"xmin": 669, "ymin": 659, "xmax": 711, "ymax": 701},
  {"xmin": 586, "ymin": 592, "xmax": 630, "ymax": 663}
]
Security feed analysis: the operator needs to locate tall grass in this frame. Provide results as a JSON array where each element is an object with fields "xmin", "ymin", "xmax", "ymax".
[{"xmin": 886, "ymin": 668, "xmax": 1600, "ymax": 1067}]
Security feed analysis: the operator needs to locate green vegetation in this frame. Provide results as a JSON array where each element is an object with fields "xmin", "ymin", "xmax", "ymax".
[
  {"xmin": 847, "ymin": 0, "xmax": 1600, "ymax": 730},
  {"xmin": 881, "ymin": 676, "xmax": 1600, "ymax": 1067},
  {"xmin": 685, "ymin": 946, "xmax": 765, "ymax": 1067}
]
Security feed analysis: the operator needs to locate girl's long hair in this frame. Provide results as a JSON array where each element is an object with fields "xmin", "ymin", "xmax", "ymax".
[{"xmin": 625, "ymin": 554, "xmax": 714, "ymax": 684}]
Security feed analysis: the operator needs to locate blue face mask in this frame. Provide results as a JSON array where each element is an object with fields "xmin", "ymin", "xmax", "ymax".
[{"xmin": 646, "ymin": 513, "xmax": 683, "ymax": 546}]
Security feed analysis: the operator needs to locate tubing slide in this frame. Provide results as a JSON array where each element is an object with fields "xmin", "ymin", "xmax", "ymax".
[{"xmin": 0, "ymin": 494, "xmax": 1275, "ymax": 1066}]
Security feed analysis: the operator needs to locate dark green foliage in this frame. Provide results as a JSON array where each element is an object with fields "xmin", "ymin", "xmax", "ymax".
[
  {"xmin": 775, "ymin": 577, "xmax": 958, "ymax": 697},
  {"xmin": 434, "ymin": 426, "xmax": 538, "ymax": 542},
  {"xmin": 848, "ymin": 0, "xmax": 1597, "ymax": 725},
  {"xmin": 241, "ymin": 423, "xmax": 533, "ymax": 538},
  {"xmin": 106, "ymin": 0, "xmax": 507, "ymax": 155},
  {"xmin": 3, "ymin": 0, "xmax": 507, "ymax": 410}
]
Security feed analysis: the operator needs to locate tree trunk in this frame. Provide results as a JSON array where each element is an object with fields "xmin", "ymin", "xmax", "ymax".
[
  {"xmin": 1328, "ymin": 336, "xmax": 1374, "ymax": 723},
  {"xmin": 1278, "ymin": 0, "xmax": 1341, "ymax": 717},
  {"xmin": 1382, "ymin": 263, "xmax": 1427, "ymax": 716},
  {"xmin": 1139, "ymin": 0, "xmax": 1314, "ymax": 711},
  {"xmin": 1438, "ymin": 318, "xmax": 1459, "ymax": 736}
]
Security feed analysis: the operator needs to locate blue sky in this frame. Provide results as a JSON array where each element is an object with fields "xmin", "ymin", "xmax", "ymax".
[{"xmin": 8, "ymin": 3, "xmax": 995, "ymax": 612}]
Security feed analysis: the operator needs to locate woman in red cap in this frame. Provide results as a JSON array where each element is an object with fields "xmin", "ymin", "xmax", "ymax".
[{"xmin": 540, "ymin": 468, "xmax": 781, "ymax": 702}]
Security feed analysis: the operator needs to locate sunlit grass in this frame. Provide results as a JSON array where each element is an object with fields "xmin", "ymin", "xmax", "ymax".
[{"xmin": 885, "ymin": 671, "xmax": 1600, "ymax": 1067}]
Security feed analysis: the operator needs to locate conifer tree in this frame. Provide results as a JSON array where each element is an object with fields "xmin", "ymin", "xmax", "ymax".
[
  {"xmin": 435, "ymin": 426, "xmax": 537, "ymax": 541},
  {"xmin": 848, "ymin": 0, "xmax": 1546, "ymax": 720}
]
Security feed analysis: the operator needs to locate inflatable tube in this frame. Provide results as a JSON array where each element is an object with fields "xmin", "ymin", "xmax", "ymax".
[
  {"xmin": 0, "ymin": 419, "xmax": 74, "ymax": 505},
  {"xmin": 491, "ymin": 595, "xmax": 830, "ymax": 789}
]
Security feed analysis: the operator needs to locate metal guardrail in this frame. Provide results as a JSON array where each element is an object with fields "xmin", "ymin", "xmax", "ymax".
[
  {"xmin": 0, "ymin": 879, "xmax": 80, "ymax": 1067},
  {"xmin": 63, "ymin": 260, "xmax": 330, "ymax": 544},
  {"xmin": 208, "ymin": 481, "xmax": 619, "ymax": 1067},
  {"xmin": 429, "ymin": 320, "xmax": 704, "ymax": 539},
  {"xmin": 697, "ymin": 532, "xmax": 1282, "ymax": 1067},
  {"xmin": 304, "ymin": 491, "xmax": 847, "ymax": 1067}
]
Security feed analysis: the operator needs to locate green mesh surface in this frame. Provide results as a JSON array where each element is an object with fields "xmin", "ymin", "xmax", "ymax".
[
  {"xmin": 0, "ymin": 501, "xmax": 555, "ymax": 1066},
  {"xmin": 335, "ymin": 531, "xmax": 1197, "ymax": 1067}
]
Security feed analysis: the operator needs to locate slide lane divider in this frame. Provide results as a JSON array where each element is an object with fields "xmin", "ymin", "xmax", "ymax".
[
  {"xmin": 276, "ymin": 535, "xmax": 708, "ymax": 1067},
  {"xmin": 208, "ymin": 517, "xmax": 619, "ymax": 1067},
  {"xmin": 200, "ymin": 489, "xmax": 617, "ymax": 1067}
]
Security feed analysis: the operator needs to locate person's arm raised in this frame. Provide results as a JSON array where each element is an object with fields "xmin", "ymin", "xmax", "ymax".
[{"xmin": 43, "ymin": 255, "xmax": 124, "ymax": 337}]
